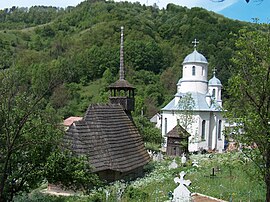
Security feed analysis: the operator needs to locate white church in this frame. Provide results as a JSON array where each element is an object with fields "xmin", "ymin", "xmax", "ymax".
[{"xmin": 161, "ymin": 40, "xmax": 225, "ymax": 152}]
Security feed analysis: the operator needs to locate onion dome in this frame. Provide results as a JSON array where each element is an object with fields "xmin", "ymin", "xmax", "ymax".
[
  {"xmin": 209, "ymin": 75, "xmax": 222, "ymax": 86},
  {"xmin": 183, "ymin": 49, "xmax": 208, "ymax": 64}
]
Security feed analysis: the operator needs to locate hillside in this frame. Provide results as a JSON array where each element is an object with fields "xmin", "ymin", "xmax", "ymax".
[{"xmin": 0, "ymin": 0, "xmax": 258, "ymax": 118}]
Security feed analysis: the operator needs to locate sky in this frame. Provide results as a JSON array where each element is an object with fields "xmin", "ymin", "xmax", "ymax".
[{"xmin": 0, "ymin": 0, "xmax": 269, "ymax": 23}]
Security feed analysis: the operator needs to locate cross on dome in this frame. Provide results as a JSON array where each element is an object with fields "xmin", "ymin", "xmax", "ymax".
[
  {"xmin": 212, "ymin": 67, "xmax": 217, "ymax": 76},
  {"xmin": 192, "ymin": 39, "xmax": 199, "ymax": 49}
]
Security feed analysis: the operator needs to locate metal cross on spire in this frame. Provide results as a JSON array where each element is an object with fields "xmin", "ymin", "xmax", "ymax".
[
  {"xmin": 192, "ymin": 39, "xmax": 199, "ymax": 49},
  {"xmin": 212, "ymin": 67, "xmax": 217, "ymax": 76},
  {"xmin": 119, "ymin": 26, "xmax": 125, "ymax": 80}
]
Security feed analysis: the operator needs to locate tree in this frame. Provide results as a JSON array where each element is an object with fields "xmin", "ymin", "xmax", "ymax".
[
  {"xmin": 0, "ymin": 67, "xmax": 62, "ymax": 201},
  {"xmin": 0, "ymin": 66, "xmax": 100, "ymax": 201},
  {"xmin": 225, "ymin": 28, "xmax": 270, "ymax": 201},
  {"xmin": 177, "ymin": 93, "xmax": 195, "ymax": 131},
  {"xmin": 133, "ymin": 116, "xmax": 162, "ymax": 145},
  {"xmin": 44, "ymin": 150, "xmax": 101, "ymax": 193}
]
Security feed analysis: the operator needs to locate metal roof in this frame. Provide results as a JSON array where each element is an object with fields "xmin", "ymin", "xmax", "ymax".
[
  {"xmin": 209, "ymin": 75, "xmax": 222, "ymax": 86},
  {"xmin": 182, "ymin": 49, "xmax": 208, "ymax": 64},
  {"xmin": 162, "ymin": 92, "xmax": 222, "ymax": 112}
]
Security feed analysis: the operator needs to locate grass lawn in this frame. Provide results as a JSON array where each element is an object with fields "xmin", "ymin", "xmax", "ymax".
[{"xmin": 14, "ymin": 152, "xmax": 265, "ymax": 202}]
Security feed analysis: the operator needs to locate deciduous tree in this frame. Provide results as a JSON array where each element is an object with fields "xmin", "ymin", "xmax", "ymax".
[
  {"xmin": 0, "ymin": 66, "xmax": 100, "ymax": 201},
  {"xmin": 177, "ymin": 93, "xmax": 195, "ymax": 131},
  {"xmin": 226, "ymin": 28, "xmax": 270, "ymax": 201},
  {"xmin": 0, "ymin": 67, "xmax": 61, "ymax": 201}
]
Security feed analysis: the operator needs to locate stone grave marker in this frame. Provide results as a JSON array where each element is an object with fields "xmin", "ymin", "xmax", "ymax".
[
  {"xmin": 169, "ymin": 159, "xmax": 178, "ymax": 169},
  {"xmin": 172, "ymin": 171, "xmax": 191, "ymax": 202},
  {"xmin": 192, "ymin": 160, "xmax": 199, "ymax": 167},
  {"xmin": 181, "ymin": 153, "xmax": 187, "ymax": 166},
  {"xmin": 153, "ymin": 151, "xmax": 163, "ymax": 162}
]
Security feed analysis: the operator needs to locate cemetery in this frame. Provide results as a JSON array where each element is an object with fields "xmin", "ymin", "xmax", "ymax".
[{"xmin": 17, "ymin": 151, "xmax": 264, "ymax": 202}]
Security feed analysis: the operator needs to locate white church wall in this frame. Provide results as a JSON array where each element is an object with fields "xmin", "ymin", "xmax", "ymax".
[
  {"xmin": 216, "ymin": 114, "xmax": 225, "ymax": 152},
  {"xmin": 162, "ymin": 107, "xmax": 225, "ymax": 152},
  {"xmin": 180, "ymin": 63, "xmax": 208, "ymax": 94},
  {"xmin": 180, "ymin": 81, "xmax": 208, "ymax": 94},
  {"xmin": 182, "ymin": 64, "xmax": 208, "ymax": 81},
  {"xmin": 196, "ymin": 112, "xmax": 211, "ymax": 151},
  {"xmin": 162, "ymin": 110, "xmax": 214, "ymax": 152}
]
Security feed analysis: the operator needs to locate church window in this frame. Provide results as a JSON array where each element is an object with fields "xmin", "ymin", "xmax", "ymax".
[
  {"xmin": 165, "ymin": 118, "xmax": 168, "ymax": 134},
  {"xmin": 202, "ymin": 120, "xmax": 206, "ymax": 140},
  {"xmin": 192, "ymin": 66, "xmax": 196, "ymax": 76},
  {"xmin": 218, "ymin": 120, "xmax": 222, "ymax": 140},
  {"xmin": 202, "ymin": 67, "xmax": 205, "ymax": 76},
  {"xmin": 212, "ymin": 89, "xmax": 216, "ymax": 98}
]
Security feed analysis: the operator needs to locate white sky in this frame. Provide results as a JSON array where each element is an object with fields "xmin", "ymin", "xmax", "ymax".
[
  {"xmin": 0, "ymin": 0, "xmax": 268, "ymax": 23},
  {"xmin": 0, "ymin": 0, "xmax": 238, "ymax": 12},
  {"xmin": 0, "ymin": 0, "xmax": 83, "ymax": 9}
]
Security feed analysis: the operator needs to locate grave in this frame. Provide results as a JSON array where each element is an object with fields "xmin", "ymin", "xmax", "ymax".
[
  {"xmin": 172, "ymin": 171, "xmax": 191, "ymax": 202},
  {"xmin": 153, "ymin": 152, "xmax": 164, "ymax": 162},
  {"xmin": 169, "ymin": 159, "xmax": 178, "ymax": 169},
  {"xmin": 192, "ymin": 160, "xmax": 199, "ymax": 167},
  {"xmin": 181, "ymin": 153, "xmax": 187, "ymax": 166}
]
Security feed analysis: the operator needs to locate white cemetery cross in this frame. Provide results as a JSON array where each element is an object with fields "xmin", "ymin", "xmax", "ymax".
[
  {"xmin": 181, "ymin": 153, "xmax": 187, "ymax": 166},
  {"xmin": 147, "ymin": 150, "xmax": 153, "ymax": 158},
  {"xmin": 192, "ymin": 160, "xmax": 199, "ymax": 167},
  {"xmin": 173, "ymin": 171, "xmax": 191, "ymax": 202},
  {"xmin": 169, "ymin": 159, "xmax": 178, "ymax": 169}
]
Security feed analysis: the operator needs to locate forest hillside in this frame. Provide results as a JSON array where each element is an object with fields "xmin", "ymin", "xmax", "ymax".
[{"xmin": 0, "ymin": 0, "xmax": 260, "ymax": 118}]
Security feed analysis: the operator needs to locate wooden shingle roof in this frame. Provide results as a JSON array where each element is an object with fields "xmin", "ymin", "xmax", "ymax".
[
  {"xmin": 109, "ymin": 79, "xmax": 135, "ymax": 89},
  {"xmin": 165, "ymin": 124, "xmax": 190, "ymax": 138},
  {"xmin": 63, "ymin": 104, "xmax": 150, "ymax": 173}
]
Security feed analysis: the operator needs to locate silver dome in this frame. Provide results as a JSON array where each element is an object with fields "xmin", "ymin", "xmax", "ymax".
[{"xmin": 183, "ymin": 49, "xmax": 208, "ymax": 64}]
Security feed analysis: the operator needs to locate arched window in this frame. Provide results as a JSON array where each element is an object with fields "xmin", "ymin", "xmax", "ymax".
[
  {"xmin": 165, "ymin": 118, "xmax": 168, "ymax": 134},
  {"xmin": 202, "ymin": 120, "xmax": 206, "ymax": 140},
  {"xmin": 212, "ymin": 89, "xmax": 216, "ymax": 98},
  {"xmin": 192, "ymin": 66, "xmax": 196, "ymax": 76},
  {"xmin": 218, "ymin": 120, "xmax": 222, "ymax": 139}
]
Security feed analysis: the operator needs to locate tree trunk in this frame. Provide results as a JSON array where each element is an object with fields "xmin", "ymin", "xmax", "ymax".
[
  {"xmin": 266, "ymin": 146, "xmax": 270, "ymax": 202},
  {"xmin": 0, "ymin": 151, "xmax": 11, "ymax": 202}
]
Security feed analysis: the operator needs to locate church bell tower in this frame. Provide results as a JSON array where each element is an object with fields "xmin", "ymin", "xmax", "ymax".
[{"xmin": 109, "ymin": 26, "xmax": 135, "ymax": 115}]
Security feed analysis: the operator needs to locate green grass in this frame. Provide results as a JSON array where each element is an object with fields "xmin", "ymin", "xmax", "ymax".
[
  {"xmin": 14, "ymin": 152, "xmax": 265, "ymax": 202},
  {"xmin": 188, "ymin": 153, "xmax": 265, "ymax": 201}
]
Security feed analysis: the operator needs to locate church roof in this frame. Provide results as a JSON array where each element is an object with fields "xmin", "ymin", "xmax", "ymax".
[
  {"xmin": 209, "ymin": 75, "xmax": 222, "ymax": 86},
  {"xmin": 63, "ymin": 104, "xmax": 150, "ymax": 173},
  {"xmin": 162, "ymin": 92, "xmax": 221, "ymax": 112},
  {"xmin": 109, "ymin": 79, "xmax": 135, "ymax": 89},
  {"xmin": 183, "ymin": 49, "xmax": 208, "ymax": 64},
  {"xmin": 165, "ymin": 124, "xmax": 190, "ymax": 138}
]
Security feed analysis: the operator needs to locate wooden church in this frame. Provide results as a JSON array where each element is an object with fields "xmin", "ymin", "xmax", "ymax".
[{"xmin": 63, "ymin": 27, "xmax": 150, "ymax": 182}]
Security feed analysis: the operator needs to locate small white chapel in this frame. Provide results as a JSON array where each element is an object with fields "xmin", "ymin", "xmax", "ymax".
[{"xmin": 161, "ymin": 39, "xmax": 225, "ymax": 152}]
